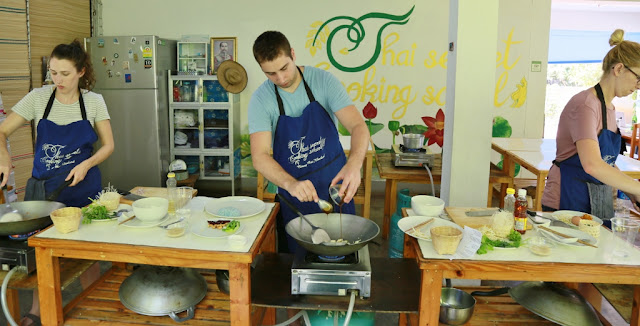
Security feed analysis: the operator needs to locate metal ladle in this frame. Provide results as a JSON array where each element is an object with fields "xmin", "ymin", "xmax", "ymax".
[
  {"xmin": 317, "ymin": 199, "xmax": 333, "ymax": 213},
  {"xmin": 277, "ymin": 194, "xmax": 331, "ymax": 244}
]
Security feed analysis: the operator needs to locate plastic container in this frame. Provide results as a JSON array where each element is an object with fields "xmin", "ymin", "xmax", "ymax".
[
  {"xmin": 503, "ymin": 188, "xmax": 516, "ymax": 213},
  {"xmin": 528, "ymin": 236, "xmax": 555, "ymax": 256},
  {"xmin": 389, "ymin": 189, "xmax": 411, "ymax": 258},
  {"xmin": 50, "ymin": 207, "xmax": 82, "ymax": 234},
  {"xmin": 167, "ymin": 172, "xmax": 177, "ymax": 215}
]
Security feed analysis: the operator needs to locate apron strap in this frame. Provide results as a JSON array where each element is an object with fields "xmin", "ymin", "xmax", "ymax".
[
  {"xmin": 274, "ymin": 66, "xmax": 316, "ymax": 116},
  {"xmin": 594, "ymin": 83, "xmax": 607, "ymax": 133},
  {"xmin": 43, "ymin": 88, "xmax": 87, "ymax": 121}
]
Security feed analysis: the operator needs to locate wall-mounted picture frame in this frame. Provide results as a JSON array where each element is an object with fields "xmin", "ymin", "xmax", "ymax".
[{"xmin": 211, "ymin": 37, "xmax": 237, "ymax": 75}]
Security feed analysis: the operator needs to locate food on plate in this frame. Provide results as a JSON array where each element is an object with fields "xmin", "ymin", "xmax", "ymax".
[
  {"xmin": 217, "ymin": 206, "xmax": 241, "ymax": 217},
  {"xmin": 476, "ymin": 230, "xmax": 522, "ymax": 254},
  {"xmin": 571, "ymin": 214, "xmax": 593, "ymax": 226},
  {"xmin": 491, "ymin": 211, "xmax": 515, "ymax": 238},
  {"xmin": 0, "ymin": 212, "xmax": 23, "ymax": 222},
  {"xmin": 207, "ymin": 220, "xmax": 241, "ymax": 233},
  {"xmin": 82, "ymin": 200, "xmax": 115, "ymax": 224},
  {"xmin": 95, "ymin": 183, "xmax": 121, "ymax": 211}
]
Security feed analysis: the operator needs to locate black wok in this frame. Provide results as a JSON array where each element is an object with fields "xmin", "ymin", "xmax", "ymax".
[
  {"xmin": 0, "ymin": 201, "xmax": 66, "ymax": 236},
  {"xmin": 285, "ymin": 213, "xmax": 380, "ymax": 256}
]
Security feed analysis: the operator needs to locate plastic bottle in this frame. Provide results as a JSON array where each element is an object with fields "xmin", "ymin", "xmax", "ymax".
[
  {"xmin": 633, "ymin": 107, "xmax": 638, "ymax": 125},
  {"xmin": 503, "ymin": 188, "xmax": 516, "ymax": 214},
  {"xmin": 615, "ymin": 189, "xmax": 631, "ymax": 218},
  {"xmin": 167, "ymin": 172, "xmax": 177, "ymax": 215},
  {"xmin": 514, "ymin": 189, "xmax": 528, "ymax": 234}
]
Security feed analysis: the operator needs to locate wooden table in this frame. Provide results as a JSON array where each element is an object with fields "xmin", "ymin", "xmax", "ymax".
[
  {"xmin": 28, "ymin": 203, "xmax": 279, "ymax": 326},
  {"xmin": 491, "ymin": 137, "xmax": 556, "ymax": 155},
  {"xmin": 401, "ymin": 208, "xmax": 640, "ymax": 326},
  {"xmin": 375, "ymin": 153, "xmax": 442, "ymax": 239},
  {"xmin": 506, "ymin": 150, "xmax": 640, "ymax": 210}
]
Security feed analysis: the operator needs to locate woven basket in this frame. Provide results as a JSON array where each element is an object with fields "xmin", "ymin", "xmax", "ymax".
[
  {"xmin": 50, "ymin": 207, "xmax": 82, "ymax": 234},
  {"xmin": 99, "ymin": 192, "xmax": 122, "ymax": 211},
  {"xmin": 579, "ymin": 219, "xmax": 601, "ymax": 238},
  {"xmin": 430, "ymin": 226, "xmax": 463, "ymax": 255}
]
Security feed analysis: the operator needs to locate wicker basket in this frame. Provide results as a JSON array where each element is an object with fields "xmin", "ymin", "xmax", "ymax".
[
  {"xmin": 50, "ymin": 207, "xmax": 82, "ymax": 234},
  {"xmin": 430, "ymin": 226, "xmax": 463, "ymax": 255},
  {"xmin": 579, "ymin": 219, "xmax": 601, "ymax": 238},
  {"xmin": 99, "ymin": 192, "xmax": 122, "ymax": 211}
]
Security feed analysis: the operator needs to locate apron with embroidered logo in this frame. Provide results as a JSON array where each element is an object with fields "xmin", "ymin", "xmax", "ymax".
[
  {"xmin": 272, "ymin": 67, "xmax": 355, "ymax": 253},
  {"xmin": 28, "ymin": 88, "xmax": 101, "ymax": 207},
  {"xmin": 554, "ymin": 84, "xmax": 620, "ymax": 220}
]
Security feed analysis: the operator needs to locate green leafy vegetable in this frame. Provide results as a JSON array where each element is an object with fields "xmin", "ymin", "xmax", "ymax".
[
  {"xmin": 476, "ymin": 230, "xmax": 522, "ymax": 254},
  {"xmin": 223, "ymin": 220, "xmax": 240, "ymax": 233},
  {"xmin": 81, "ymin": 199, "xmax": 114, "ymax": 224}
]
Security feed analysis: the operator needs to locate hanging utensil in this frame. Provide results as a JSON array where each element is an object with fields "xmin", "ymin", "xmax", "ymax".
[{"xmin": 277, "ymin": 194, "xmax": 332, "ymax": 244}]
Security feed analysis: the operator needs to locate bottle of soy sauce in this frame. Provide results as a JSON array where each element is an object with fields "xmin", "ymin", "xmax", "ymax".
[{"xmin": 514, "ymin": 189, "xmax": 528, "ymax": 234}]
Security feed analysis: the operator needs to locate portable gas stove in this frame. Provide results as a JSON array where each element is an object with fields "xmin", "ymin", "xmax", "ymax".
[
  {"xmin": 393, "ymin": 144, "xmax": 435, "ymax": 168},
  {"xmin": 291, "ymin": 245, "xmax": 371, "ymax": 298},
  {"xmin": 0, "ymin": 237, "xmax": 36, "ymax": 273}
]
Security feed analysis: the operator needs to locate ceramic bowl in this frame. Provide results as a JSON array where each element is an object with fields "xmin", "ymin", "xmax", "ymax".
[
  {"xmin": 411, "ymin": 195, "xmax": 445, "ymax": 216},
  {"xmin": 132, "ymin": 197, "xmax": 169, "ymax": 222}
]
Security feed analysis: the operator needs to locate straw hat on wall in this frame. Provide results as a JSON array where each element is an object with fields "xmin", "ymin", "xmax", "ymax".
[{"xmin": 217, "ymin": 60, "xmax": 248, "ymax": 94}]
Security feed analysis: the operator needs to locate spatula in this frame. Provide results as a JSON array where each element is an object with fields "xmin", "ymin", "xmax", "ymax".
[{"xmin": 277, "ymin": 194, "xmax": 332, "ymax": 244}]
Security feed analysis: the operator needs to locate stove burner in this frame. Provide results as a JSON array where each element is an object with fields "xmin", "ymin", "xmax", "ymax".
[
  {"xmin": 305, "ymin": 252, "xmax": 358, "ymax": 265},
  {"xmin": 399, "ymin": 144, "xmax": 426, "ymax": 153},
  {"xmin": 8, "ymin": 230, "xmax": 39, "ymax": 241}
]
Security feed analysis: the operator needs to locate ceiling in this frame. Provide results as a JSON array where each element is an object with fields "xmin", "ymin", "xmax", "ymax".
[{"xmin": 553, "ymin": 0, "xmax": 640, "ymax": 12}]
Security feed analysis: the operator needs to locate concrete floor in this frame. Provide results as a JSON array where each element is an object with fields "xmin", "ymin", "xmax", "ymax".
[{"xmin": 0, "ymin": 178, "xmax": 631, "ymax": 325}]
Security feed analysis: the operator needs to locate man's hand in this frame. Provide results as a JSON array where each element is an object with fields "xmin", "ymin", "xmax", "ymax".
[
  {"xmin": 330, "ymin": 161, "xmax": 361, "ymax": 204},
  {"xmin": 0, "ymin": 155, "xmax": 11, "ymax": 188},
  {"xmin": 66, "ymin": 160, "xmax": 92, "ymax": 186},
  {"xmin": 284, "ymin": 179, "xmax": 319, "ymax": 203}
]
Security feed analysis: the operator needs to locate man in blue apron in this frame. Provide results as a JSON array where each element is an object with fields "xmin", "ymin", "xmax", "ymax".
[{"xmin": 248, "ymin": 31, "xmax": 369, "ymax": 253}]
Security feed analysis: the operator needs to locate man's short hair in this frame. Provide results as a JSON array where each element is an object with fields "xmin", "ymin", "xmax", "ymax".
[{"xmin": 253, "ymin": 31, "xmax": 292, "ymax": 64}]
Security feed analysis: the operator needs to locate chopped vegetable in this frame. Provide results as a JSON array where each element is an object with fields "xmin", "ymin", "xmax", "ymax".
[
  {"xmin": 81, "ymin": 198, "xmax": 115, "ymax": 224},
  {"xmin": 223, "ymin": 220, "xmax": 240, "ymax": 233},
  {"xmin": 476, "ymin": 230, "xmax": 522, "ymax": 254}
]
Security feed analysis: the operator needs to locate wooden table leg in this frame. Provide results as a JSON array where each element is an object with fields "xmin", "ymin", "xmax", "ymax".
[
  {"xmin": 632, "ymin": 285, "xmax": 640, "ymax": 326},
  {"xmin": 5, "ymin": 288, "xmax": 20, "ymax": 324},
  {"xmin": 229, "ymin": 262, "xmax": 252, "ymax": 326},
  {"xmin": 504, "ymin": 154, "xmax": 515, "ymax": 189},
  {"xmin": 383, "ymin": 180, "xmax": 393, "ymax": 239},
  {"xmin": 35, "ymin": 247, "xmax": 63, "ymax": 325},
  {"xmin": 419, "ymin": 269, "xmax": 443, "ymax": 326}
]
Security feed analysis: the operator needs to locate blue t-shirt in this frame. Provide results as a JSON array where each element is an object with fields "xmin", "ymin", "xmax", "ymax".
[{"xmin": 248, "ymin": 66, "xmax": 353, "ymax": 136}]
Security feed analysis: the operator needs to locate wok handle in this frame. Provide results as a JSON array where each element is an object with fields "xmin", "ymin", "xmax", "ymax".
[
  {"xmin": 169, "ymin": 306, "xmax": 195, "ymax": 322},
  {"xmin": 470, "ymin": 287, "xmax": 510, "ymax": 296},
  {"xmin": 46, "ymin": 179, "xmax": 73, "ymax": 201}
]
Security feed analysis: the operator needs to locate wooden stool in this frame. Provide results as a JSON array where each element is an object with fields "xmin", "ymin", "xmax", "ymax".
[{"xmin": 177, "ymin": 173, "xmax": 199, "ymax": 188}]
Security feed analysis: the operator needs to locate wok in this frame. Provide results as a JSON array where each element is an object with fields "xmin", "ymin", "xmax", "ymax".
[
  {"xmin": 285, "ymin": 213, "xmax": 380, "ymax": 256},
  {"xmin": 471, "ymin": 282, "xmax": 602, "ymax": 326},
  {"xmin": 0, "ymin": 201, "xmax": 66, "ymax": 236}
]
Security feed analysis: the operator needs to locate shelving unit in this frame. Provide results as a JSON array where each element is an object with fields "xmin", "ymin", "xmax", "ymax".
[
  {"xmin": 168, "ymin": 71, "xmax": 241, "ymax": 195},
  {"xmin": 177, "ymin": 42, "xmax": 208, "ymax": 75}
]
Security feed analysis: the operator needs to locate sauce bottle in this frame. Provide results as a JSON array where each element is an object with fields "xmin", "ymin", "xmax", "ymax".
[
  {"xmin": 514, "ymin": 189, "xmax": 528, "ymax": 234},
  {"xmin": 503, "ymin": 188, "xmax": 516, "ymax": 213},
  {"xmin": 167, "ymin": 172, "xmax": 177, "ymax": 215}
]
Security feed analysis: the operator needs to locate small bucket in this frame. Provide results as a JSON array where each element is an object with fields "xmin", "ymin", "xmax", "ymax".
[
  {"xmin": 50, "ymin": 207, "xmax": 82, "ymax": 233},
  {"xmin": 431, "ymin": 226, "xmax": 462, "ymax": 255}
]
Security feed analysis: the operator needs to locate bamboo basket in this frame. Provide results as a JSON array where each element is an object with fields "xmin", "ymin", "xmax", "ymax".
[
  {"xmin": 430, "ymin": 226, "xmax": 462, "ymax": 255},
  {"xmin": 50, "ymin": 207, "xmax": 82, "ymax": 234},
  {"xmin": 98, "ymin": 192, "xmax": 121, "ymax": 211}
]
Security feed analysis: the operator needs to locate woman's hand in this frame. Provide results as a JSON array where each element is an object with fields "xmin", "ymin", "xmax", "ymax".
[
  {"xmin": 66, "ymin": 160, "xmax": 93, "ymax": 186},
  {"xmin": 0, "ymin": 153, "xmax": 12, "ymax": 188}
]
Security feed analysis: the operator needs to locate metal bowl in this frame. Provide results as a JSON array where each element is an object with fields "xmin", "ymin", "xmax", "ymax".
[
  {"xmin": 402, "ymin": 133, "xmax": 425, "ymax": 149},
  {"xmin": 439, "ymin": 287, "xmax": 476, "ymax": 325},
  {"xmin": 215, "ymin": 269, "xmax": 230, "ymax": 294}
]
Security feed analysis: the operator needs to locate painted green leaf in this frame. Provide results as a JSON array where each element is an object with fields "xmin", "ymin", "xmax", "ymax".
[
  {"xmin": 388, "ymin": 120, "xmax": 400, "ymax": 131},
  {"xmin": 493, "ymin": 116, "xmax": 512, "ymax": 138},
  {"xmin": 497, "ymin": 159, "xmax": 521, "ymax": 177},
  {"xmin": 366, "ymin": 121, "xmax": 384, "ymax": 136}
]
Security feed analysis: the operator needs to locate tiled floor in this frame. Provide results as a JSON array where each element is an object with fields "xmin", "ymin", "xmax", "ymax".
[{"xmin": 0, "ymin": 179, "xmax": 633, "ymax": 325}]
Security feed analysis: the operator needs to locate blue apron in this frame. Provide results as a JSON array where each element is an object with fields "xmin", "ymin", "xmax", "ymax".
[
  {"xmin": 31, "ymin": 89, "xmax": 101, "ymax": 207},
  {"xmin": 273, "ymin": 66, "xmax": 355, "ymax": 253},
  {"xmin": 555, "ymin": 84, "xmax": 620, "ymax": 222}
]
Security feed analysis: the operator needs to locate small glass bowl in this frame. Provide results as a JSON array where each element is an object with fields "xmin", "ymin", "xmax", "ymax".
[{"xmin": 528, "ymin": 236, "xmax": 555, "ymax": 256}]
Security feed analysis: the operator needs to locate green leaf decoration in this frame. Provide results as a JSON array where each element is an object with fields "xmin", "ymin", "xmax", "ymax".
[
  {"xmin": 493, "ymin": 116, "xmax": 512, "ymax": 138},
  {"xmin": 497, "ymin": 159, "xmax": 520, "ymax": 177},
  {"xmin": 366, "ymin": 121, "xmax": 384, "ymax": 136},
  {"xmin": 338, "ymin": 121, "xmax": 351, "ymax": 136}
]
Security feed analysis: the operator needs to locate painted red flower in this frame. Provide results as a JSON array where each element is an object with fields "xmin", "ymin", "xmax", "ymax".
[
  {"xmin": 422, "ymin": 108, "xmax": 445, "ymax": 147},
  {"xmin": 362, "ymin": 102, "xmax": 377, "ymax": 119}
]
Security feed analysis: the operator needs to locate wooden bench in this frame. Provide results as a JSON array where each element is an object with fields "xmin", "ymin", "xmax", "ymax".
[{"xmin": 256, "ymin": 150, "xmax": 373, "ymax": 218}]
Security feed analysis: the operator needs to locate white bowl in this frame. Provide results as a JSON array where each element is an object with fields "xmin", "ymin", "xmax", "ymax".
[
  {"xmin": 132, "ymin": 197, "xmax": 169, "ymax": 222},
  {"xmin": 411, "ymin": 195, "xmax": 445, "ymax": 216}
]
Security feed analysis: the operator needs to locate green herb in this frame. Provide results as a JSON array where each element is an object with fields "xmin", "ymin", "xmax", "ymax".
[
  {"xmin": 81, "ymin": 198, "xmax": 114, "ymax": 224},
  {"xmin": 223, "ymin": 220, "xmax": 240, "ymax": 233},
  {"xmin": 476, "ymin": 230, "xmax": 522, "ymax": 254}
]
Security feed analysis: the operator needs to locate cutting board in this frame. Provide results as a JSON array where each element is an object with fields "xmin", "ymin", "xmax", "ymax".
[
  {"xmin": 119, "ymin": 187, "xmax": 199, "ymax": 205},
  {"xmin": 445, "ymin": 207, "xmax": 496, "ymax": 229},
  {"xmin": 444, "ymin": 207, "xmax": 533, "ymax": 230}
]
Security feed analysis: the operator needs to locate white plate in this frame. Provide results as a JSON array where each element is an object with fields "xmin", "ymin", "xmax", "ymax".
[
  {"xmin": 538, "ymin": 226, "xmax": 597, "ymax": 247},
  {"xmin": 397, "ymin": 216, "xmax": 463, "ymax": 241},
  {"xmin": 551, "ymin": 210, "xmax": 603, "ymax": 228},
  {"xmin": 205, "ymin": 196, "xmax": 265, "ymax": 219},
  {"xmin": 118, "ymin": 213, "xmax": 170, "ymax": 228},
  {"xmin": 191, "ymin": 218, "xmax": 245, "ymax": 238},
  {"xmin": 84, "ymin": 204, "xmax": 132, "ymax": 223}
]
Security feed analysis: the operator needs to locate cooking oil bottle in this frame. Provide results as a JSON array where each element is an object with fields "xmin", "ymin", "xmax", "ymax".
[
  {"xmin": 167, "ymin": 172, "xmax": 177, "ymax": 215},
  {"xmin": 503, "ymin": 188, "xmax": 516, "ymax": 213},
  {"xmin": 514, "ymin": 189, "xmax": 528, "ymax": 234}
]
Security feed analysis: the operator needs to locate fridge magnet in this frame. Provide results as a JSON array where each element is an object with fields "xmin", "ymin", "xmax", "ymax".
[
  {"xmin": 133, "ymin": 53, "xmax": 139, "ymax": 63},
  {"xmin": 142, "ymin": 46, "xmax": 153, "ymax": 58},
  {"xmin": 102, "ymin": 57, "xmax": 107, "ymax": 65},
  {"xmin": 114, "ymin": 53, "xmax": 119, "ymax": 58},
  {"xmin": 98, "ymin": 39, "xmax": 104, "ymax": 48},
  {"xmin": 144, "ymin": 59, "xmax": 152, "ymax": 69},
  {"xmin": 122, "ymin": 61, "xmax": 130, "ymax": 70},
  {"xmin": 130, "ymin": 37, "xmax": 136, "ymax": 44},
  {"xmin": 113, "ymin": 38, "xmax": 119, "ymax": 45},
  {"xmin": 128, "ymin": 49, "xmax": 133, "ymax": 58},
  {"xmin": 110, "ymin": 60, "xmax": 116, "ymax": 66},
  {"xmin": 210, "ymin": 37, "xmax": 237, "ymax": 74},
  {"xmin": 125, "ymin": 74, "xmax": 132, "ymax": 83}
]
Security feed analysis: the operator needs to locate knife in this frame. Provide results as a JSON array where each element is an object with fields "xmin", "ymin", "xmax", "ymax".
[{"xmin": 465, "ymin": 208, "xmax": 500, "ymax": 217}]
